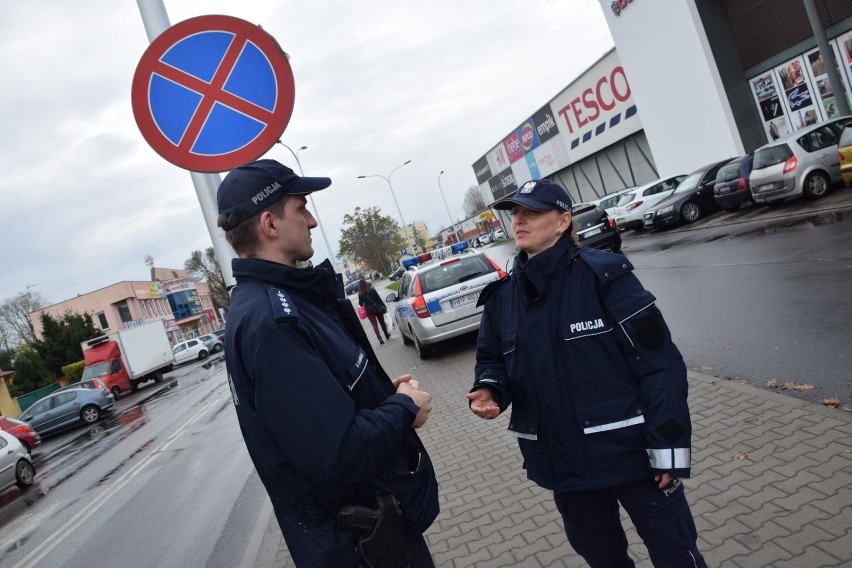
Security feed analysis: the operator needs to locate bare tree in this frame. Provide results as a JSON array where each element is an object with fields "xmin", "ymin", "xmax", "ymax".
[
  {"xmin": 462, "ymin": 185, "xmax": 488, "ymax": 217},
  {"xmin": 184, "ymin": 247, "xmax": 230, "ymax": 313},
  {"xmin": 0, "ymin": 289, "xmax": 46, "ymax": 346}
]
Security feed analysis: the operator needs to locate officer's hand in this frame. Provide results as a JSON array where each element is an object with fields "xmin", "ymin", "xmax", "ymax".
[
  {"xmin": 654, "ymin": 472, "xmax": 672, "ymax": 489},
  {"xmin": 466, "ymin": 388, "xmax": 500, "ymax": 419},
  {"xmin": 392, "ymin": 374, "xmax": 413, "ymax": 388},
  {"xmin": 397, "ymin": 381, "xmax": 432, "ymax": 428}
]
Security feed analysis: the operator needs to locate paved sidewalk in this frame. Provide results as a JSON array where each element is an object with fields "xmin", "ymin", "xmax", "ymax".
[{"xmin": 254, "ymin": 303, "xmax": 852, "ymax": 568}]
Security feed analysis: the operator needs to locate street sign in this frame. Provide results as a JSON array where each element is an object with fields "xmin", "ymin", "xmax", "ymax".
[{"xmin": 132, "ymin": 15, "xmax": 295, "ymax": 173}]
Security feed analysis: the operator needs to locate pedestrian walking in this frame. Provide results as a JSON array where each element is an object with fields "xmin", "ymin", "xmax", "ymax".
[
  {"xmin": 467, "ymin": 179, "xmax": 707, "ymax": 568},
  {"xmin": 218, "ymin": 159, "xmax": 439, "ymax": 567},
  {"xmin": 358, "ymin": 279, "xmax": 391, "ymax": 344}
]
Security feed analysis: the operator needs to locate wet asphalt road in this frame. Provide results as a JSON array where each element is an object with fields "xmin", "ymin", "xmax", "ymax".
[{"xmin": 483, "ymin": 197, "xmax": 852, "ymax": 406}]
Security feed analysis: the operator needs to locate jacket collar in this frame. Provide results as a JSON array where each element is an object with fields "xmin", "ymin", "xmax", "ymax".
[
  {"xmin": 232, "ymin": 257, "xmax": 342, "ymax": 303},
  {"xmin": 512, "ymin": 238, "xmax": 577, "ymax": 302}
]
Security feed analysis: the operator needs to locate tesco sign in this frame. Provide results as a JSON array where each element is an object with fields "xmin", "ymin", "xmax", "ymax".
[
  {"xmin": 556, "ymin": 66, "xmax": 631, "ymax": 134},
  {"xmin": 550, "ymin": 49, "xmax": 641, "ymax": 162}
]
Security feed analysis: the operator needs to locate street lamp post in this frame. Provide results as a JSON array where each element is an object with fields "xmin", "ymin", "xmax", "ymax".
[
  {"xmin": 277, "ymin": 141, "xmax": 337, "ymax": 263},
  {"xmin": 437, "ymin": 170, "xmax": 457, "ymax": 243},
  {"xmin": 358, "ymin": 160, "xmax": 416, "ymax": 254}
]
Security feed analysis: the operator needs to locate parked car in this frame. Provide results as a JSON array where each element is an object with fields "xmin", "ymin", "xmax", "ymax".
[
  {"xmin": 212, "ymin": 328, "xmax": 225, "ymax": 340},
  {"xmin": 389, "ymin": 265, "xmax": 406, "ymax": 281},
  {"xmin": 0, "ymin": 430, "xmax": 35, "ymax": 494},
  {"xmin": 198, "ymin": 333, "xmax": 224, "ymax": 353},
  {"xmin": 750, "ymin": 115, "xmax": 852, "ymax": 206},
  {"xmin": 644, "ymin": 158, "xmax": 734, "ymax": 229},
  {"xmin": 571, "ymin": 203, "xmax": 622, "ymax": 252},
  {"xmin": 491, "ymin": 228, "xmax": 506, "ymax": 241},
  {"xmin": 171, "ymin": 338, "xmax": 209, "ymax": 365},
  {"xmin": 838, "ymin": 122, "xmax": 852, "ymax": 186},
  {"xmin": 589, "ymin": 186, "xmax": 640, "ymax": 217},
  {"xmin": 0, "ymin": 416, "xmax": 41, "ymax": 453},
  {"xmin": 611, "ymin": 175, "xmax": 687, "ymax": 230},
  {"xmin": 713, "ymin": 153, "xmax": 755, "ymax": 210},
  {"xmin": 386, "ymin": 242, "xmax": 506, "ymax": 359},
  {"xmin": 478, "ymin": 233, "xmax": 491, "ymax": 245},
  {"xmin": 18, "ymin": 387, "xmax": 114, "ymax": 436}
]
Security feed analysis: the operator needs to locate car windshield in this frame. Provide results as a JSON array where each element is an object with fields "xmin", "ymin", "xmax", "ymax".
[
  {"xmin": 716, "ymin": 163, "xmax": 741, "ymax": 183},
  {"xmin": 419, "ymin": 256, "xmax": 494, "ymax": 294},
  {"xmin": 753, "ymin": 144, "xmax": 792, "ymax": 168},
  {"xmin": 674, "ymin": 172, "xmax": 702, "ymax": 194},
  {"xmin": 81, "ymin": 361, "xmax": 109, "ymax": 381}
]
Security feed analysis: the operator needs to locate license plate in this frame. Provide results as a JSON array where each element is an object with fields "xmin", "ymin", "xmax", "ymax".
[
  {"xmin": 757, "ymin": 183, "xmax": 774, "ymax": 192},
  {"xmin": 718, "ymin": 186, "xmax": 732, "ymax": 194},
  {"xmin": 449, "ymin": 292, "xmax": 480, "ymax": 308},
  {"xmin": 581, "ymin": 228, "xmax": 602, "ymax": 238}
]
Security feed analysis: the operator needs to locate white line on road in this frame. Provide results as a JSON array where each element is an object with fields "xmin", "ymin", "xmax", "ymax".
[{"xmin": 10, "ymin": 399, "xmax": 221, "ymax": 568}]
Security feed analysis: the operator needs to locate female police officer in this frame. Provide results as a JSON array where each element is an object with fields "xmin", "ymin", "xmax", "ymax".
[{"xmin": 467, "ymin": 179, "xmax": 706, "ymax": 568}]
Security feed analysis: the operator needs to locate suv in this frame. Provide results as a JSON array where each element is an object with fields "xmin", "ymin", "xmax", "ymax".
[
  {"xmin": 385, "ymin": 243, "xmax": 506, "ymax": 359},
  {"xmin": 750, "ymin": 115, "xmax": 852, "ymax": 205},
  {"xmin": 570, "ymin": 203, "xmax": 622, "ymax": 252}
]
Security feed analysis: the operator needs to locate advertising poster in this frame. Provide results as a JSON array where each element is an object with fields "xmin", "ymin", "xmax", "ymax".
[
  {"xmin": 804, "ymin": 44, "xmax": 850, "ymax": 120},
  {"xmin": 836, "ymin": 31, "xmax": 852, "ymax": 106},
  {"xmin": 775, "ymin": 56, "xmax": 820, "ymax": 131},
  {"xmin": 749, "ymin": 72, "xmax": 790, "ymax": 141}
]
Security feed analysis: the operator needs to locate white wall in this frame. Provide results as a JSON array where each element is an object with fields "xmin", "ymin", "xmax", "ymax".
[{"xmin": 599, "ymin": 0, "xmax": 744, "ymax": 176}]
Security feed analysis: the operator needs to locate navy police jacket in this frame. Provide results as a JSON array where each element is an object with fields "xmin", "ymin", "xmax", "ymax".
[
  {"xmin": 225, "ymin": 257, "xmax": 438, "ymax": 564},
  {"xmin": 473, "ymin": 237, "xmax": 693, "ymax": 492}
]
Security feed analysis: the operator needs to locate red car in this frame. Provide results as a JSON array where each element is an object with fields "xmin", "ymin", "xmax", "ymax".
[{"xmin": 0, "ymin": 416, "xmax": 42, "ymax": 453}]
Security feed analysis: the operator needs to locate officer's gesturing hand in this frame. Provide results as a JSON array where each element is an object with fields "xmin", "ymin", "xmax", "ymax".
[
  {"xmin": 466, "ymin": 388, "xmax": 500, "ymax": 419},
  {"xmin": 394, "ymin": 375, "xmax": 432, "ymax": 428}
]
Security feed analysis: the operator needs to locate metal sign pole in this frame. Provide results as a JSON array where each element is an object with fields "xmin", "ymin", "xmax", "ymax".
[{"xmin": 135, "ymin": 0, "xmax": 236, "ymax": 289}]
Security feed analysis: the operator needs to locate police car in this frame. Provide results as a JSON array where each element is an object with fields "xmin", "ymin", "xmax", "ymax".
[{"xmin": 385, "ymin": 242, "xmax": 506, "ymax": 359}]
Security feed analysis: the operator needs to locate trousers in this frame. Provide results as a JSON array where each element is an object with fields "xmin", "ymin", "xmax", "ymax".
[{"xmin": 554, "ymin": 478, "xmax": 707, "ymax": 568}]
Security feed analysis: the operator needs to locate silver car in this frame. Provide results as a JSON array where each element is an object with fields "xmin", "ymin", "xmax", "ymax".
[
  {"xmin": 386, "ymin": 243, "xmax": 506, "ymax": 359},
  {"xmin": 0, "ymin": 430, "xmax": 35, "ymax": 494},
  {"xmin": 18, "ymin": 387, "xmax": 114, "ymax": 436},
  {"xmin": 750, "ymin": 115, "xmax": 852, "ymax": 205}
]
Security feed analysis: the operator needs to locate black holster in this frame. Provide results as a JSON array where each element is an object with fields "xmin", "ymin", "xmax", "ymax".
[{"xmin": 337, "ymin": 493, "xmax": 408, "ymax": 568}]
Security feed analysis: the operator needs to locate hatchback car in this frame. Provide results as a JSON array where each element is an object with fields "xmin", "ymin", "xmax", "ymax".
[
  {"xmin": 713, "ymin": 154, "xmax": 755, "ymax": 210},
  {"xmin": 644, "ymin": 158, "xmax": 734, "ymax": 229},
  {"xmin": 571, "ymin": 203, "xmax": 622, "ymax": 252},
  {"xmin": 750, "ymin": 115, "xmax": 852, "ymax": 205},
  {"xmin": 838, "ymin": 122, "xmax": 852, "ymax": 186},
  {"xmin": 198, "ymin": 333, "xmax": 224, "ymax": 353},
  {"xmin": 491, "ymin": 228, "xmax": 506, "ymax": 241},
  {"xmin": 386, "ymin": 243, "xmax": 506, "ymax": 359},
  {"xmin": 588, "ymin": 186, "xmax": 639, "ymax": 217},
  {"xmin": 611, "ymin": 175, "xmax": 686, "ymax": 230},
  {"xmin": 0, "ymin": 430, "xmax": 35, "ymax": 494},
  {"xmin": 389, "ymin": 266, "xmax": 406, "ymax": 281},
  {"xmin": 172, "ymin": 338, "xmax": 209, "ymax": 365},
  {"xmin": 0, "ymin": 416, "xmax": 41, "ymax": 453},
  {"xmin": 18, "ymin": 387, "xmax": 114, "ymax": 436}
]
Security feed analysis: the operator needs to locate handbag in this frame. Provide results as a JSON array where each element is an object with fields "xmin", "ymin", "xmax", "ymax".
[{"xmin": 357, "ymin": 305, "xmax": 367, "ymax": 320}]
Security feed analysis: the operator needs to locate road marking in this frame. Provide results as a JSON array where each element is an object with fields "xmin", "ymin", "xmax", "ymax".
[{"xmin": 10, "ymin": 399, "xmax": 220, "ymax": 568}]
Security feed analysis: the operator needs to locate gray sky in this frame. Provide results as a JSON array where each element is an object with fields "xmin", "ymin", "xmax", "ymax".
[{"xmin": 0, "ymin": 0, "xmax": 613, "ymax": 306}]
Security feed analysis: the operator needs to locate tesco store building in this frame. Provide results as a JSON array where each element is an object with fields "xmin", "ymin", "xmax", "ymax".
[{"xmin": 473, "ymin": 0, "xmax": 852, "ymax": 226}]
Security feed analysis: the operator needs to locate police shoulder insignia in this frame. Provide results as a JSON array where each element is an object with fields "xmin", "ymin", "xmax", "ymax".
[{"xmin": 266, "ymin": 287, "xmax": 300, "ymax": 322}]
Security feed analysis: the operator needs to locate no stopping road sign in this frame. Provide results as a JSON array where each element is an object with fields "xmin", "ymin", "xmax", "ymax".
[{"xmin": 132, "ymin": 15, "xmax": 295, "ymax": 173}]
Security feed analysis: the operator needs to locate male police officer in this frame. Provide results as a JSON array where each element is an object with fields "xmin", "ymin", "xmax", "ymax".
[
  {"xmin": 218, "ymin": 159, "xmax": 439, "ymax": 567},
  {"xmin": 468, "ymin": 179, "xmax": 706, "ymax": 567}
]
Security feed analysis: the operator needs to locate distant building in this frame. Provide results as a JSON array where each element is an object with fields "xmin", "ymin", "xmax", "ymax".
[
  {"xmin": 29, "ymin": 267, "xmax": 220, "ymax": 345},
  {"xmin": 400, "ymin": 221, "xmax": 437, "ymax": 254}
]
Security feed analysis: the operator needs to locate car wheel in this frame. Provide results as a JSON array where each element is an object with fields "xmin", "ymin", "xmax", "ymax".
[
  {"xmin": 401, "ymin": 326, "xmax": 414, "ymax": 346},
  {"xmin": 130, "ymin": 379, "xmax": 139, "ymax": 392},
  {"xmin": 153, "ymin": 371, "xmax": 164, "ymax": 383},
  {"xmin": 198, "ymin": 350, "xmax": 209, "ymax": 360},
  {"xmin": 414, "ymin": 335, "xmax": 432, "ymax": 360},
  {"xmin": 803, "ymin": 171, "xmax": 830, "ymax": 199},
  {"xmin": 681, "ymin": 202, "xmax": 701, "ymax": 223},
  {"xmin": 15, "ymin": 460, "xmax": 35, "ymax": 488},
  {"xmin": 111, "ymin": 386, "xmax": 121, "ymax": 399},
  {"xmin": 81, "ymin": 405, "xmax": 101, "ymax": 424},
  {"xmin": 213, "ymin": 344, "xmax": 223, "ymax": 353}
]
